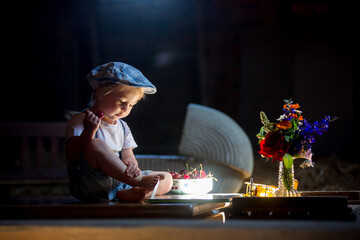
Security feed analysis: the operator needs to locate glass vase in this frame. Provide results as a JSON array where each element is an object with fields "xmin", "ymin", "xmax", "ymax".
[{"xmin": 275, "ymin": 161, "xmax": 301, "ymax": 197}]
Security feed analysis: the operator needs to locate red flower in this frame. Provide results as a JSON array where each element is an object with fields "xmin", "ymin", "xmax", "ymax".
[{"xmin": 258, "ymin": 131, "xmax": 289, "ymax": 162}]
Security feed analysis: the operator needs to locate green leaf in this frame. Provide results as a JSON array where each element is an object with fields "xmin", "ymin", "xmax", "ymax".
[
  {"xmin": 260, "ymin": 126, "xmax": 265, "ymax": 134},
  {"xmin": 256, "ymin": 130, "xmax": 265, "ymax": 141},
  {"xmin": 260, "ymin": 111, "xmax": 274, "ymax": 132},
  {"xmin": 283, "ymin": 153, "xmax": 293, "ymax": 169},
  {"xmin": 284, "ymin": 135, "xmax": 290, "ymax": 142}
]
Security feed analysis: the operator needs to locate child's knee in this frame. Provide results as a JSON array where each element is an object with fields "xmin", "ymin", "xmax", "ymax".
[
  {"xmin": 162, "ymin": 172, "xmax": 173, "ymax": 191},
  {"xmin": 163, "ymin": 172, "xmax": 172, "ymax": 181},
  {"xmin": 150, "ymin": 171, "xmax": 173, "ymax": 193}
]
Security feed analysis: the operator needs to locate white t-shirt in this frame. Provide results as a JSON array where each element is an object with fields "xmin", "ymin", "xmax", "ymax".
[{"xmin": 65, "ymin": 113, "xmax": 137, "ymax": 157}]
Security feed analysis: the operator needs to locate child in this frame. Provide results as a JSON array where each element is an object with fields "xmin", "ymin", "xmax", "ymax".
[{"xmin": 65, "ymin": 62, "xmax": 173, "ymax": 202}]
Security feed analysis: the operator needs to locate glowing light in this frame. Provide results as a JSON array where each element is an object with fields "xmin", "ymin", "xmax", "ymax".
[{"xmin": 244, "ymin": 181, "xmax": 277, "ymax": 197}]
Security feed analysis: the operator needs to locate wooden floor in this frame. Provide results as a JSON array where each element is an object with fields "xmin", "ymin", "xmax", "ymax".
[{"xmin": 1, "ymin": 218, "xmax": 360, "ymax": 240}]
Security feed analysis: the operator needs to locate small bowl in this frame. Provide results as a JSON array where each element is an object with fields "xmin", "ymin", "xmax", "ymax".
[{"xmin": 170, "ymin": 178, "xmax": 213, "ymax": 194}]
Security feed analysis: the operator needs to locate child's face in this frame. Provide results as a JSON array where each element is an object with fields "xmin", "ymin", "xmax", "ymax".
[{"xmin": 97, "ymin": 87, "xmax": 141, "ymax": 123}]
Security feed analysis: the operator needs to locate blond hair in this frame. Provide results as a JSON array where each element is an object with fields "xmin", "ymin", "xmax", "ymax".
[{"xmin": 90, "ymin": 82, "xmax": 145, "ymax": 106}]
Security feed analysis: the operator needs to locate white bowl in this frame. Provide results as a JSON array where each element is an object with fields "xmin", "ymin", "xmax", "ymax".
[{"xmin": 170, "ymin": 178, "xmax": 213, "ymax": 194}]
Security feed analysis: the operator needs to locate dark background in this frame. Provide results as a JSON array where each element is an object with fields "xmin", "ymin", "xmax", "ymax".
[{"xmin": 2, "ymin": 0, "xmax": 358, "ymax": 160}]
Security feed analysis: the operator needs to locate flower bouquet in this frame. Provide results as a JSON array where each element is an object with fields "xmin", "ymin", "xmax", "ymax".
[
  {"xmin": 256, "ymin": 99, "xmax": 336, "ymax": 196},
  {"xmin": 169, "ymin": 164, "xmax": 215, "ymax": 194}
]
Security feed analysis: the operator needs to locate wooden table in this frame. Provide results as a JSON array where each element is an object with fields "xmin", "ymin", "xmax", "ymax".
[{"xmin": 0, "ymin": 195, "xmax": 230, "ymax": 220}]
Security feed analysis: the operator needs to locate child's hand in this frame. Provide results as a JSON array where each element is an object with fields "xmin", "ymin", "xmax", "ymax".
[
  {"xmin": 123, "ymin": 160, "xmax": 141, "ymax": 178},
  {"xmin": 83, "ymin": 110, "xmax": 103, "ymax": 135}
]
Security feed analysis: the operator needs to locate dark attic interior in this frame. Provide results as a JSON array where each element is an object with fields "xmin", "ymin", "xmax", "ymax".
[{"xmin": 0, "ymin": 1, "xmax": 359, "ymax": 238}]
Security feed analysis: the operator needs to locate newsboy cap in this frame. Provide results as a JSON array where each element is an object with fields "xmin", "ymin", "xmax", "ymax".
[{"xmin": 87, "ymin": 62, "xmax": 156, "ymax": 94}]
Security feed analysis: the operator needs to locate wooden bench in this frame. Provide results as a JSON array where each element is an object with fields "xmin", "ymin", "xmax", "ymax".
[{"xmin": 0, "ymin": 122, "xmax": 68, "ymax": 185}]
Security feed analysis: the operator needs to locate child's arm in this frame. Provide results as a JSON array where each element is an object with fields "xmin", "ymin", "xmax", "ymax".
[
  {"xmin": 65, "ymin": 110, "xmax": 102, "ymax": 164},
  {"xmin": 121, "ymin": 148, "xmax": 141, "ymax": 178}
]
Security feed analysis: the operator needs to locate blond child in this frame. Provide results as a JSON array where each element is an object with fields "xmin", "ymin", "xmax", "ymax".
[{"xmin": 65, "ymin": 62, "xmax": 173, "ymax": 202}]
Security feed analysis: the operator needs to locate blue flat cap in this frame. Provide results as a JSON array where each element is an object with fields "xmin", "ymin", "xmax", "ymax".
[{"xmin": 87, "ymin": 62, "xmax": 156, "ymax": 94}]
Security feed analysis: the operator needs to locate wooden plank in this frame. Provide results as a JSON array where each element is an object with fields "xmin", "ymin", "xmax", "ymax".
[
  {"xmin": 0, "ymin": 201, "xmax": 229, "ymax": 219},
  {"xmin": 228, "ymin": 207, "xmax": 355, "ymax": 221},
  {"xmin": 228, "ymin": 196, "xmax": 356, "ymax": 221},
  {"xmin": 230, "ymin": 196, "xmax": 349, "ymax": 209},
  {"xmin": 0, "ymin": 178, "xmax": 68, "ymax": 185},
  {"xmin": 0, "ymin": 169, "xmax": 68, "ymax": 183},
  {"xmin": 50, "ymin": 136, "xmax": 59, "ymax": 170},
  {"xmin": 193, "ymin": 202, "xmax": 230, "ymax": 216},
  {"xmin": 299, "ymin": 191, "xmax": 360, "ymax": 201},
  {"xmin": 36, "ymin": 137, "xmax": 44, "ymax": 169},
  {"xmin": 1, "ymin": 223, "xmax": 360, "ymax": 240},
  {"xmin": 0, "ymin": 122, "xmax": 67, "ymax": 137},
  {"xmin": 21, "ymin": 136, "xmax": 30, "ymax": 170}
]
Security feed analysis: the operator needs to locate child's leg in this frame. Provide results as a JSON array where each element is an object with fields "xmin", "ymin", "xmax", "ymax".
[
  {"xmin": 84, "ymin": 139, "xmax": 162, "ymax": 191},
  {"xmin": 145, "ymin": 171, "xmax": 173, "ymax": 198}
]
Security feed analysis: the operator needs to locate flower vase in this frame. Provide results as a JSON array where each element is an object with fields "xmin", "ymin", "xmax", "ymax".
[{"xmin": 275, "ymin": 161, "xmax": 301, "ymax": 197}]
